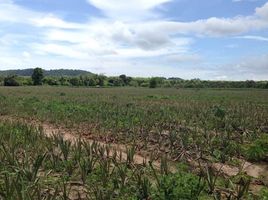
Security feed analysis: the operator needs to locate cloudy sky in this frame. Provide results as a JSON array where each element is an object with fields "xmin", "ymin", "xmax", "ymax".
[{"xmin": 0, "ymin": 0, "xmax": 268, "ymax": 80}]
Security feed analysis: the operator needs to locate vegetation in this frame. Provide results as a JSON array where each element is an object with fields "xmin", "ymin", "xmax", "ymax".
[
  {"xmin": 149, "ymin": 77, "xmax": 158, "ymax": 88},
  {"xmin": 0, "ymin": 86, "xmax": 267, "ymax": 199},
  {"xmin": 0, "ymin": 68, "xmax": 93, "ymax": 77},
  {"xmin": 32, "ymin": 68, "xmax": 44, "ymax": 85},
  {"xmin": 0, "ymin": 68, "xmax": 267, "ymax": 88},
  {"xmin": 3, "ymin": 75, "xmax": 20, "ymax": 86},
  {"xmin": 244, "ymin": 135, "xmax": 268, "ymax": 162},
  {"xmin": 0, "ymin": 121, "xmax": 211, "ymax": 200}
]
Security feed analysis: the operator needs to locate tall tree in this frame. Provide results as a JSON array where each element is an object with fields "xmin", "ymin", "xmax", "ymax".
[
  {"xmin": 149, "ymin": 78, "xmax": 157, "ymax": 88},
  {"xmin": 32, "ymin": 68, "xmax": 44, "ymax": 85}
]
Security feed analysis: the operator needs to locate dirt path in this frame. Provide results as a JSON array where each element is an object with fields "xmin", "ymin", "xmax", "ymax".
[
  {"xmin": 213, "ymin": 161, "xmax": 268, "ymax": 180},
  {"xmin": 42, "ymin": 122, "xmax": 150, "ymax": 166},
  {"xmin": 0, "ymin": 115, "xmax": 158, "ymax": 168},
  {"xmin": 0, "ymin": 115, "xmax": 267, "ymax": 193}
]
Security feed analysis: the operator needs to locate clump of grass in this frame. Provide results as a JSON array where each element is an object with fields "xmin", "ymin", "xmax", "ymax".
[
  {"xmin": 260, "ymin": 188, "xmax": 268, "ymax": 199},
  {"xmin": 243, "ymin": 135, "xmax": 268, "ymax": 162}
]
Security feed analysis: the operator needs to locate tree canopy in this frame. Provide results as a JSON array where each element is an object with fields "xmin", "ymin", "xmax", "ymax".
[{"xmin": 32, "ymin": 68, "xmax": 44, "ymax": 85}]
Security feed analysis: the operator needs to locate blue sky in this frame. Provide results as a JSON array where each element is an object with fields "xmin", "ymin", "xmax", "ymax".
[{"xmin": 0, "ymin": 0, "xmax": 268, "ymax": 80}]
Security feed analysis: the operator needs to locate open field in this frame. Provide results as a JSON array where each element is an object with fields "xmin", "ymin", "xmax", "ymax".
[{"xmin": 0, "ymin": 86, "xmax": 268, "ymax": 199}]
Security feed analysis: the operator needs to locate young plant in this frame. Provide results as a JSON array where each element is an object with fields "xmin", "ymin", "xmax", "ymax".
[
  {"xmin": 203, "ymin": 164, "xmax": 222, "ymax": 194},
  {"xmin": 79, "ymin": 156, "xmax": 97, "ymax": 184}
]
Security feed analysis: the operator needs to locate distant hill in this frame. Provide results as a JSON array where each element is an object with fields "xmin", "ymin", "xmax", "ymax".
[
  {"xmin": 0, "ymin": 69, "xmax": 93, "ymax": 77},
  {"xmin": 168, "ymin": 77, "xmax": 184, "ymax": 81}
]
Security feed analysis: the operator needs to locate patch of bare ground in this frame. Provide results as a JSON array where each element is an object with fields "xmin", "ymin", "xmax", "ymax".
[
  {"xmin": 0, "ymin": 114, "xmax": 267, "ymax": 195},
  {"xmin": 212, "ymin": 161, "xmax": 268, "ymax": 181}
]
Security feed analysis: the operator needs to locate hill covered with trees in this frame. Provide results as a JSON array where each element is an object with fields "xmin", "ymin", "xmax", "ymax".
[{"xmin": 0, "ymin": 69, "xmax": 93, "ymax": 77}]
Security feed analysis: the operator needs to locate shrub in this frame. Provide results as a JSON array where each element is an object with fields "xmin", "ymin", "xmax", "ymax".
[
  {"xmin": 141, "ymin": 82, "xmax": 149, "ymax": 87},
  {"xmin": 244, "ymin": 135, "xmax": 268, "ymax": 162},
  {"xmin": 32, "ymin": 67, "xmax": 44, "ymax": 85},
  {"xmin": 69, "ymin": 77, "xmax": 81, "ymax": 86},
  {"xmin": 152, "ymin": 172, "xmax": 204, "ymax": 200},
  {"xmin": 149, "ymin": 78, "xmax": 158, "ymax": 88},
  {"xmin": 4, "ymin": 75, "xmax": 20, "ymax": 86},
  {"xmin": 260, "ymin": 188, "xmax": 268, "ymax": 199},
  {"xmin": 43, "ymin": 77, "xmax": 60, "ymax": 85},
  {"xmin": 212, "ymin": 105, "xmax": 226, "ymax": 119}
]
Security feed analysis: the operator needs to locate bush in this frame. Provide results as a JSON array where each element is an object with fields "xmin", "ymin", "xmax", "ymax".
[
  {"xmin": 152, "ymin": 172, "xmax": 204, "ymax": 200},
  {"xmin": 32, "ymin": 68, "xmax": 44, "ymax": 85},
  {"xmin": 149, "ymin": 78, "xmax": 158, "ymax": 88},
  {"xmin": 214, "ymin": 106, "xmax": 226, "ymax": 119},
  {"xmin": 260, "ymin": 188, "xmax": 268, "ymax": 199},
  {"xmin": 43, "ymin": 77, "xmax": 60, "ymax": 86},
  {"xmin": 4, "ymin": 76, "xmax": 20, "ymax": 86},
  {"xmin": 69, "ymin": 77, "xmax": 81, "ymax": 86},
  {"xmin": 141, "ymin": 82, "xmax": 149, "ymax": 87},
  {"xmin": 244, "ymin": 135, "xmax": 268, "ymax": 162}
]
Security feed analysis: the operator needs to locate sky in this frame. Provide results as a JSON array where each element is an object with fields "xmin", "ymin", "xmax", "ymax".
[{"xmin": 0, "ymin": 0, "xmax": 268, "ymax": 80}]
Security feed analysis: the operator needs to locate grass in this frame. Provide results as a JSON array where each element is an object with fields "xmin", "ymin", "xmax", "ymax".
[{"xmin": 0, "ymin": 86, "xmax": 267, "ymax": 199}]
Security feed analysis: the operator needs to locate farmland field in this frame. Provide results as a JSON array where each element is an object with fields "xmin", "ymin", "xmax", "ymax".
[{"xmin": 0, "ymin": 86, "xmax": 268, "ymax": 199}]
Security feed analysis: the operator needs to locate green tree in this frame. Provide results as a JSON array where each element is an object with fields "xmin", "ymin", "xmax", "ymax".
[
  {"xmin": 119, "ymin": 74, "xmax": 132, "ymax": 86},
  {"xmin": 69, "ymin": 77, "xmax": 80, "ymax": 86},
  {"xmin": 4, "ymin": 75, "xmax": 20, "ymax": 86},
  {"xmin": 149, "ymin": 78, "xmax": 158, "ymax": 88},
  {"xmin": 96, "ymin": 74, "xmax": 106, "ymax": 87},
  {"xmin": 31, "ymin": 68, "xmax": 44, "ymax": 85}
]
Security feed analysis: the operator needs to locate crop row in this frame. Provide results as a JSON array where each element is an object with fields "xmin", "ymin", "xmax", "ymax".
[{"xmin": 1, "ymin": 121, "xmax": 268, "ymax": 199}]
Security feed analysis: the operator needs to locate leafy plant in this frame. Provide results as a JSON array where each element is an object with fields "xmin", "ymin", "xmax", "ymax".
[{"xmin": 244, "ymin": 135, "xmax": 268, "ymax": 161}]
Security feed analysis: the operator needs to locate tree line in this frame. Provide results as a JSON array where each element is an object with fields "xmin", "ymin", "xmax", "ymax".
[{"xmin": 1, "ymin": 68, "xmax": 268, "ymax": 89}]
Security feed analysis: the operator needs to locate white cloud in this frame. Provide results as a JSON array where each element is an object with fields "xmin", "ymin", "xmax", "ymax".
[
  {"xmin": 164, "ymin": 54, "xmax": 201, "ymax": 63},
  {"xmin": 133, "ymin": 15, "xmax": 267, "ymax": 37},
  {"xmin": 235, "ymin": 54, "xmax": 268, "ymax": 72},
  {"xmin": 236, "ymin": 35, "xmax": 268, "ymax": 41},
  {"xmin": 84, "ymin": 0, "xmax": 268, "ymax": 37},
  {"xmin": 87, "ymin": 0, "xmax": 170, "ymax": 11},
  {"xmin": 0, "ymin": 0, "xmax": 268, "ymax": 80},
  {"xmin": 39, "ymin": 20, "xmax": 193, "ymax": 60},
  {"xmin": 256, "ymin": 2, "xmax": 268, "ymax": 19},
  {"xmin": 0, "ymin": 1, "xmax": 82, "ymax": 29},
  {"xmin": 87, "ymin": 0, "xmax": 171, "ymax": 20},
  {"xmin": 32, "ymin": 43, "xmax": 89, "ymax": 59},
  {"xmin": 0, "ymin": 0, "xmax": 12, "ymax": 3},
  {"xmin": 1, "ymin": 0, "xmax": 268, "ymax": 38},
  {"xmin": 0, "ymin": 2, "xmax": 36, "ymax": 23},
  {"xmin": 207, "ymin": 54, "xmax": 268, "ymax": 80},
  {"xmin": 22, "ymin": 51, "xmax": 31, "ymax": 58},
  {"xmin": 233, "ymin": 0, "xmax": 259, "ymax": 2},
  {"xmin": 31, "ymin": 14, "xmax": 83, "ymax": 29},
  {"xmin": 214, "ymin": 75, "xmax": 228, "ymax": 80},
  {"xmin": 225, "ymin": 44, "xmax": 239, "ymax": 48}
]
